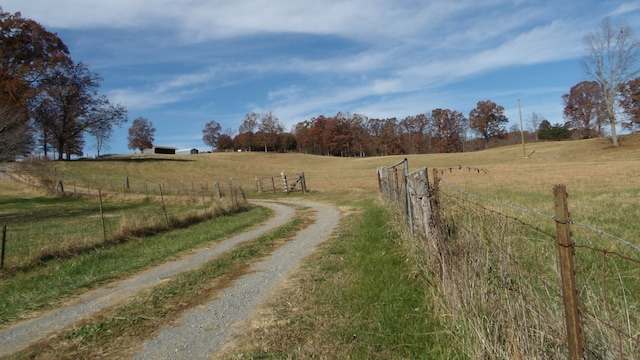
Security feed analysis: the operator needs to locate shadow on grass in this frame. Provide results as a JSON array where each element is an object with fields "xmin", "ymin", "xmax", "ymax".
[
  {"xmin": 0, "ymin": 203, "xmax": 252, "ymax": 277},
  {"xmin": 83, "ymin": 157, "xmax": 194, "ymax": 163},
  {"xmin": 0, "ymin": 196, "xmax": 156, "ymax": 224}
]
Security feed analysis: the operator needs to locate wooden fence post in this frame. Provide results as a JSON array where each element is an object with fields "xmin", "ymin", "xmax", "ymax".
[
  {"xmin": 393, "ymin": 167, "xmax": 400, "ymax": 203},
  {"xmin": 1, "ymin": 225, "xmax": 6, "ymax": 269},
  {"xmin": 300, "ymin": 172, "xmax": 307, "ymax": 194},
  {"xmin": 553, "ymin": 184, "xmax": 583, "ymax": 360},
  {"xmin": 407, "ymin": 168, "xmax": 426, "ymax": 239},
  {"xmin": 281, "ymin": 172, "xmax": 288, "ymax": 193},
  {"xmin": 159, "ymin": 184, "xmax": 170, "ymax": 228},
  {"xmin": 98, "ymin": 190, "xmax": 107, "ymax": 243},
  {"xmin": 431, "ymin": 169, "xmax": 441, "ymax": 232},
  {"xmin": 402, "ymin": 159, "xmax": 414, "ymax": 238},
  {"xmin": 215, "ymin": 181, "xmax": 222, "ymax": 199}
]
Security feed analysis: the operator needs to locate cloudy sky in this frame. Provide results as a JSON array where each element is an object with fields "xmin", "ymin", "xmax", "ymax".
[{"xmin": 3, "ymin": 1, "xmax": 640, "ymax": 154}]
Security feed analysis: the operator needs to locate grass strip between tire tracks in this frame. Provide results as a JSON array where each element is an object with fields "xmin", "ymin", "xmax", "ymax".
[
  {"xmin": 8, "ymin": 207, "xmax": 310, "ymax": 359},
  {"xmin": 0, "ymin": 205, "xmax": 271, "ymax": 327},
  {"xmin": 222, "ymin": 199, "xmax": 461, "ymax": 359}
]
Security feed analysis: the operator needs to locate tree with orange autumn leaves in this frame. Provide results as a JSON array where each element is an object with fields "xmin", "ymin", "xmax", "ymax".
[{"xmin": 468, "ymin": 100, "xmax": 508, "ymax": 149}]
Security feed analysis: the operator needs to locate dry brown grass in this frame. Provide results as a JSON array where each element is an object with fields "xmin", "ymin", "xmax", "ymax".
[{"xmin": 28, "ymin": 134, "xmax": 639, "ymax": 196}]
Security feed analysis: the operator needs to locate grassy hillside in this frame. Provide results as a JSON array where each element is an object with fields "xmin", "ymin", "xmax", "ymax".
[
  {"xmin": 18, "ymin": 134, "xmax": 637, "ymax": 232},
  {"xmin": 19, "ymin": 133, "xmax": 640, "ymax": 194}
]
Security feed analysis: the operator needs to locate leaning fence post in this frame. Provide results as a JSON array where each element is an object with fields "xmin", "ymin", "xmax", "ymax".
[
  {"xmin": 553, "ymin": 184, "xmax": 583, "ymax": 360},
  {"xmin": 159, "ymin": 184, "xmax": 170, "ymax": 228},
  {"xmin": 98, "ymin": 190, "xmax": 107, "ymax": 243}
]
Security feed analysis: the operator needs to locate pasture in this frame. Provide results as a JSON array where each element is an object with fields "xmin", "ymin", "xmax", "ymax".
[{"xmin": 1, "ymin": 134, "xmax": 639, "ymax": 358}]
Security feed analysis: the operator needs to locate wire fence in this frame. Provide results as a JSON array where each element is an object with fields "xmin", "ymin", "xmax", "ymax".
[
  {"xmin": 0, "ymin": 165, "xmax": 308, "ymax": 272},
  {"xmin": 1, "ymin": 165, "xmax": 306, "ymax": 197},
  {"xmin": 0, "ymin": 187, "xmax": 244, "ymax": 272},
  {"xmin": 377, "ymin": 160, "xmax": 640, "ymax": 360},
  {"xmin": 0, "ymin": 167, "xmax": 251, "ymax": 272}
]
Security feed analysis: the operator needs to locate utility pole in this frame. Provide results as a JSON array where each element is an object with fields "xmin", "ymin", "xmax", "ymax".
[{"xmin": 518, "ymin": 99, "xmax": 526, "ymax": 158}]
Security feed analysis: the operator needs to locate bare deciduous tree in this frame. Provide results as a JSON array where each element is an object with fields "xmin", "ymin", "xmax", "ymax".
[
  {"xmin": 202, "ymin": 120, "xmax": 221, "ymax": 151},
  {"xmin": 583, "ymin": 18, "xmax": 640, "ymax": 147},
  {"xmin": 0, "ymin": 105, "xmax": 32, "ymax": 161},
  {"xmin": 527, "ymin": 112, "xmax": 544, "ymax": 136}
]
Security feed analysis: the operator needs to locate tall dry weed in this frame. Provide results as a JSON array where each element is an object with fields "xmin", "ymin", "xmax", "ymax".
[{"xmin": 392, "ymin": 189, "xmax": 640, "ymax": 359}]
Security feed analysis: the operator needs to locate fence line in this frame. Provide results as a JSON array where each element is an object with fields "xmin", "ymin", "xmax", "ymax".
[
  {"xmin": 2, "ymin": 166, "xmax": 307, "ymax": 198},
  {"xmin": 377, "ymin": 160, "xmax": 640, "ymax": 359},
  {"xmin": 0, "ymin": 179, "xmax": 244, "ymax": 272},
  {"xmin": 0, "ymin": 167, "xmax": 310, "ymax": 271},
  {"xmin": 442, "ymin": 182, "xmax": 640, "ymax": 253}
]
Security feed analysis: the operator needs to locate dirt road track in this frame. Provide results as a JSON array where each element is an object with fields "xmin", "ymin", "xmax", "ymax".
[{"xmin": 0, "ymin": 200, "xmax": 339, "ymax": 358}]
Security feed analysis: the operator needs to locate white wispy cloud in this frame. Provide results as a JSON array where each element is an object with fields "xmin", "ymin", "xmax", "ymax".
[
  {"xmin": 608, "ymin": 2, "xmax": 640, "ymax": 16},
  {"xmin": 2, "ymin": 0, "xmax": 636, "ymax": 151}
]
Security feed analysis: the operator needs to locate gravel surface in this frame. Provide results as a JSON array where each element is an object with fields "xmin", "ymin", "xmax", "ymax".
[
  {"xmin": 134, "ymin": 200, "xmax": 340, "ymax": 359},
  {"xmin": 0, "ymin": 200, "xmax": 303, "ymax": 357}
]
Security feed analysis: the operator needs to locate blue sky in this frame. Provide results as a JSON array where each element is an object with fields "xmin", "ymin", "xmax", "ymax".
[{"xmin": 3, "ymin": 1, "xmax": 640, "ymax": 154}]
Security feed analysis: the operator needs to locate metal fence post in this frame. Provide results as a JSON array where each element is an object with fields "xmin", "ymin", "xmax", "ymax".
[{"xmin": 553, "ymin": 184, "xmax": 583, "ymax": 360}]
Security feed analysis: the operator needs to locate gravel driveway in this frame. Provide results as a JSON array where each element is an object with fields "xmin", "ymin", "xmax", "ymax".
[{"xmin": 0, "ymin": 200, "xmax": 339, "ymax": 358}]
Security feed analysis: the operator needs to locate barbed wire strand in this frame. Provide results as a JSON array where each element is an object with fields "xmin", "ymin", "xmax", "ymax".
[
  {"xmin": 441, "ymin": 181, "xmax": 556, "ymax": 220},
  {"xmin": 439, "ymin": 185, "xmax": 640, "ymax": 355},
  {"xmin": 440, "ymin": 190, "xmax": 557, "ymax": 240},
  {"xmin": 440, "ymin": 181, "xmax": 640, "ymax": 254},
  {"xmin": 569, "ymin": 220, "xmax": 640, "ymax": 253}
]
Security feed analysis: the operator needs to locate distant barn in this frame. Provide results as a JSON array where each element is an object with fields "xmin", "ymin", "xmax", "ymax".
[
  {"xmin": 176, "ymin": 148, "xmax": 199, "ymax": 155},
  {"xmin": 143, "ymin": 146, "xmax": 177, "ymax": 155}
]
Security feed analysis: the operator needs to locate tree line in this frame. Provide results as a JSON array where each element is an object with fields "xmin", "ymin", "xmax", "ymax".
[
  {"xmin": 204, "ymin": 18, "xmax": 639, "ymax": 155},
  {"xmin": 208, "ymin": 103, "xmax": 509, "ymax": 156},
  {"xmin": 0, "ymin": 8, "xmax": 128, "ymax": 161},
  {"xmin": 1, "ymin": 9, "xmax": 638, "ymax": 161}
]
